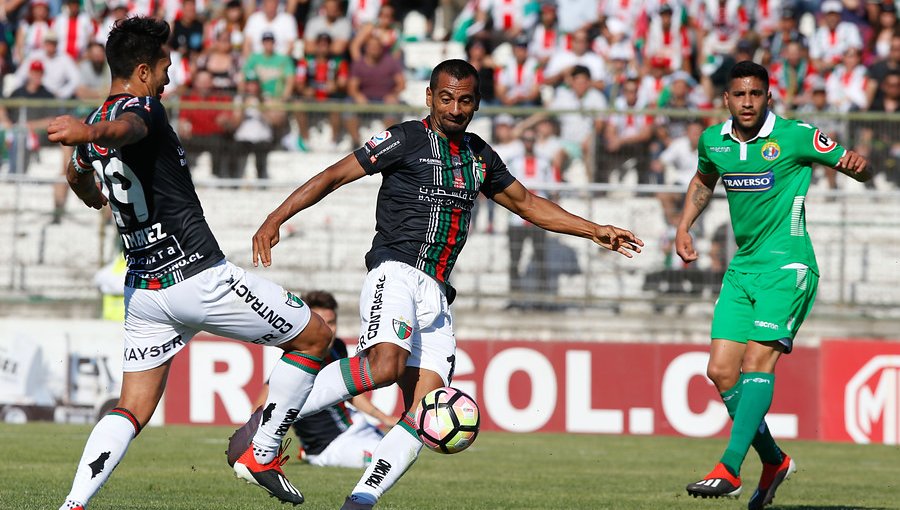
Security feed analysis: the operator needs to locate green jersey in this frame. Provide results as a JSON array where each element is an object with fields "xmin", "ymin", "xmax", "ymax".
[{"xmin": 697, "ymin": 112, "xmax": 845, "ymax": 274}]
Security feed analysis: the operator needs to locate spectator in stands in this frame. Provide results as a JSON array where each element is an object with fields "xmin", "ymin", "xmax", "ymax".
[
  {"xmin": 602, "ymin": 77, "xmax": 655, "ymax": 184},
  {"xmin": 305, "ymin": 0, "xmax": 353, "ymax": 57},
  {"xmin": 549, "ymin": 65, "xmax": 606, "ymax": 168},
  {"xmin": 491, "ymin": 113, "xmax": 524, "ymax": 163},
  {"xmin": 75, "ymin": 42, "xmax": 110, "ymax": 101},
  {"xmin": 556, "ymin": 0, "xmax": 600, "ymax": 34},
  {"xmin": 244, "ymin": 0, "xmax": 298, "ymax": 57},
  {"xmin": 14, "ymin": 0, "xmax": 52, "ymax": 66},
  {"xmin": 196, "ymin": 27, "xmax": 242, "ymax": 95},
  {"xmin": 347, "ymin": 0, "xmax": 382, "ymax": 30},
  {"xmin": 810, "ymin": 0, "xmax": 863, "ymax": 73},
  {"xmin": 15, "ymin": 31, "xmax": 80, "ymax": 100},
  {"xmin": 495, "ymin": 35, "xmax": 543, "ymax": 107},
  {"xmin": 243, "ymin": 31, "xmax": 294, "ymax": 101},
  {"xmin": 592, "ymin": 17, "xmax": 632, "ymax": 65},
  {"xmin": 638, "ymin": 56, "xmax": 673, "ymax": 110},
  {"xmin": 825, "ymin": 46, "xmax": 869, "ymax": 112},
  {"xmin": 697, "ymin": 0, "xmax": 749, "ymax": 93},
  {"xmin": 464, "ymin": 37, "xmax": 497, "ymax": 104},
  {"xmin": 763, "ymin": 5, "xmax": 808, "ymax": 64},
  {"xmin": 544, "ymin": 28, "xmax": 606, "ymax": 89},
  {"xmin": 857, "ymin": 69, "xmax": 900, "ymax": 187},
  {"xmin": 349, "ymin": 3, "xmax": 402, "ymax": 62},
  {"xmin": 96, "ymin": 1, "xmax": 130, "ymax": 44},
  {"xmin": 473, "ymin": 0, "xmax": 534, "ymax": 44},
  {"xmin": 179, "ymin": 69, "xmax": 241, "ymax": 179},
  {"xmin": 656, "ymin": 119, "xmax": 704, "ymax": 229},
  {"xmin": 605, "ymin": 44, "xmax": 636, "ymax": 104},
  {"xmin": 0, "ymin": 60, "xmax": 57, "ymax": 174},
  {"xmin": 533, "ymin": 116, "xmax": 565, "ymax": 179},
  {"xmin": 770, "ymin": 40, "xmax": 815, "ymax": 110},
  {"xmin": 656, "ymin": 71, "xmax": 709, "ymax": 146},
  {"xmin": 752, "ymin": 0, "xmax": 784, "ymax": 39},
  {"xmin": 867, "ymin": 32, "xmax": 900, "ymax": 106},
  {"xmin": 868, "ymin": 2, "xmax": 897, "ymax": 61},
  {"xmin": 234, "ymin": 75, "xmax": 277, "ymax": 180},
  {"xmin": 507, "ymin": 128, "xmax": 555, "ymax": 299},
  {"xmin": 601, "ymin": 0, "xmax": 642, "ymax": 29},
  {"xmin": 346, "ymin": 34, "xmax": 405, "ymax": 147},
  {"xmin": 172, "ymin": 0, "xmax": 206, "ymax": 58},
  {"xmin": 54, "ymin": 0, "xmax": 94, "ymax": 61},
  {"xmin": 205, "ymin": 0, "xmax": 246, "ymax": 53},
  {"xmin": 529, "ymin": 0, "xmax": 562, "ymax": 67},
  {"xmin": 642, "ymin": 3, "xmax": 691, "ymax": 73},
  {"xmin": 295, "ymin": 33, "xmax": 350, "ymax": 150},
  {"xmin": 437, "ymin": 0, "xmax": 469, "ymax": 41}
]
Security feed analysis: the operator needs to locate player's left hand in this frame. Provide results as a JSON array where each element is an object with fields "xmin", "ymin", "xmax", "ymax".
[
  {"xmin": 592, "ymin": 225, "xmax": 643, "ymax": 258},
  {"xmin": 48, "ymin": 115, "xmax": 92, "ymax": 146},
  {"xmin": 77, "ymin": 183, "xmax": 107, "ymax": 210}
]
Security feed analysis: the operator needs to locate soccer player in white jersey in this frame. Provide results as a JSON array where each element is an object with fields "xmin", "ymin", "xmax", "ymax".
[
  {"xmin": 676, "ymin": 61, "xmax": 870, "ymax": 509},
  {"xmin": 236, "ymin": 59, "xmax": 643, "ymax": 509},
  {"xmin": 47, "ymin": 17, "xmax": 331, "ymax": 508}
]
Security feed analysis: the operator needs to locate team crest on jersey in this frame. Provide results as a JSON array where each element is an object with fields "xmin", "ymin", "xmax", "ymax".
[
  {"xmin": 392, "ymin": 318, "xmax": 412, "ymax": 340},
  {"xmin": 366, "ymin": 130, "xmax": 392, "ymax": 149},
  {"xmin": 722, "ymin": 171, "xmax": 775, "ymax": 192},
  {"xmin": 813, "ymin": 129, "xmax": 837, "ymax": 153},
  {"xmin": 761, "ymin": 141, "xmax": 780, "ymax": 161},
  {"xmin": 285, "ymin": 291, "xmax": 305, "ymax": 308}
]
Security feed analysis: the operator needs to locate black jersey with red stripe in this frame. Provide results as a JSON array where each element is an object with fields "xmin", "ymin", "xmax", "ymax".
[
  {"xmin": 73, "ymin": 94, "xmax": 224, "ymax": 288},
  {"xmin": 353, "ymin": 117, "xmax": 515, "ymax": 284}
]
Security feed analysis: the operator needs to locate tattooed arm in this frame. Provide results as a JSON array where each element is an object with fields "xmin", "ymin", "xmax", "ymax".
[{"xmin": 675, "ymin": 171, "xmax": 719, "ymax": 264}]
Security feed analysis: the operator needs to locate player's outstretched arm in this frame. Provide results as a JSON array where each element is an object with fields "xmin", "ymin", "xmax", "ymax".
[
  {"xmin": 492, "ymin": 180, "xmax": 643, "ymax": 258},
  {"xmin": 253, "ymin": 154, "xmax": 367, "ymax": 267},
  {"xmin": 675, "ymin": 171, "xmax": 718, "ymax": 264},
  {"xmin": 48, "ymin": 113, "xmax": 148, "ymax": 148},
  {"xmin": 835, "ymin": 149, "xmax": 872, "ymax": 182},
  {"xmin": 65, "ymin": 160, "xmax": 107, "ymax": 210}
]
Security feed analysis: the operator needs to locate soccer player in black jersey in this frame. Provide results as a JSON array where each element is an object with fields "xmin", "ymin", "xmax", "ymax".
[
  {"xmin": 239, "ymin": 59, "xmax": 644, "ymax": 509},
  {"xmin": 48, "ymin": 17, "xmax": 331, "ymax": 509}
]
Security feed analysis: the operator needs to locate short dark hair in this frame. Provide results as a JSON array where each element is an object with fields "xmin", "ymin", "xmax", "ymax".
[
  {"xmin": 571, "ymin": 65, "xmax": 592, "ymax": 80},
  {"xmin": 303, "ymin": 290, "xmax": 338, "ymax": 312},
  {"xmin": 106, "ymin": 16, "xmax": 170, "ymax": 79},
  {"xmin": 430, "ymin": 59, "xmax": 480, "ymax": 97},
  {"xmin": 727, "ymin": 60, "xmax": 769, "ymax": 92}
]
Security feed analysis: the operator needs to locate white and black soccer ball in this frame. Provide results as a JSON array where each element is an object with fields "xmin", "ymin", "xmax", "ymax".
[{"xmin": 415, "ymin": 386, "xmax": 480, "ymax": 454}]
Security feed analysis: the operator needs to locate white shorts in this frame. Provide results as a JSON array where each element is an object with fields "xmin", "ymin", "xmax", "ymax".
[
  {"xmin": 355, "ymin": 261, "xmax": 456, "ymax": 385},
  {"xmin": 306, "ymin": 413, "xmax": 384, "ymax": 468},
  {"xmin": 122, "ymin": 260, "xmax": 311, "ymax": 372}
]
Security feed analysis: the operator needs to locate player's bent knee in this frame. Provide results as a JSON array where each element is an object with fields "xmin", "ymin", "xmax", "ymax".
[
  {"xmin": 280, "ymin": 312, "xmax": 331, "ymax": 357},
  {"xmin": 706, "ymin": 364, "xmax": 738, "ymax": 390},
  {"xmin": 365, "ymin": 344, "xmax": 409, "ymax": 385}
]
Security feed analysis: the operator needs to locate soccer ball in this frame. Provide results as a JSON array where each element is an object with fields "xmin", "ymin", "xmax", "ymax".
[{"xmin": 415, "ymin": 386, "xmax": 480, "ymax": 454}]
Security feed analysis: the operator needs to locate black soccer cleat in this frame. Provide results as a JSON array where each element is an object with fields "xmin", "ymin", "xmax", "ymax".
[
  {"xmin": 748, "ymin": 454, "xmax": 796, "ymax": 510},
  {"xmin": 686, "ymin": 462, "xmax": 743, "ymax": 499}
]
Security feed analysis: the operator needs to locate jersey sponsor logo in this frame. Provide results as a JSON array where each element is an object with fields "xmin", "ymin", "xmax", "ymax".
[
  {"xmin": 722, "ymin": 171, "xmax": 775, "ymax": 192},
  {"xmin": 124, "ymin": 334, "xmax": 185, "ymax": 362},
  {"xmin": 813, "ymin": 129, "xmax": 837, "ymax": 153},
  {"xmin": 709, "ymin": 146, "xmax": 732, "ymax": 153},
  {"xmin": 362, "ymin": 275, "xmax": 387, "ymax": 343},
  {"xmin": 393, "ymin": 318, "xmax": 412, "ymax": 340},
  {"xmin": 228, "ymin": 280, "xmax": 295, "ymax": 335},
  {"xmin": 366, "ymin": 130, "xmax": 392, "ymax": 149},
  {"xmin": 761, "ymin": 141, "xmax": 780, "ymax": 161}
]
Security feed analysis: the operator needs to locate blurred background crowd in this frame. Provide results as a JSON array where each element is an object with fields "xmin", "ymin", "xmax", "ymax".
[{"xmin": 1, "ymin": 0, "xmax": 899, "ymax": 197}]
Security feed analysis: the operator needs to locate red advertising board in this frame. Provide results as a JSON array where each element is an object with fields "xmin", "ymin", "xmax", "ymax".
[
  {"xmin": 164, "ymin": 337, "xmax": 820, "ymax": 440},
  {"xmin": 820, "ymin": 339, "xmax": 900, "ymax": 444}
]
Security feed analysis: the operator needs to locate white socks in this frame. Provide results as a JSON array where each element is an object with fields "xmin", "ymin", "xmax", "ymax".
[{"xmin": 348, "ymin": 412, "xmax": 423, "ymax": 504}]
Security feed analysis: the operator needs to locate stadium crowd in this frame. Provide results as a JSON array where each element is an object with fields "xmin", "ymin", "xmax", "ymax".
[{"xmin": 0, "ymin": 0, "xmax": 898, "ymax": 187}]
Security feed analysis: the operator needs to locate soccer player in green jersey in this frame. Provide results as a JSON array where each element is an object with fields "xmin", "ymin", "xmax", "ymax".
[{"xmin": 676, "ymin": 61, "xmax": 870, "ymax": 508}]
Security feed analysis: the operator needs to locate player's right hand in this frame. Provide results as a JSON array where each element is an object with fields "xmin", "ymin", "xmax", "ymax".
[
  {"xmin": 48, "ymin": 115, "xmax": 91, "ymax": 146},
  {"xmin": 675, "ymin": 229, "xmax": 698, "ymax": 264},
  {"xmin": 252, "ymin": 216, "xmax": 282, "ymax": 267}
]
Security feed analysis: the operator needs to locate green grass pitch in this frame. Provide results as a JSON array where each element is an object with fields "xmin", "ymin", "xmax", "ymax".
[{"xmin": 2, "ymin": 423, "xmax": 898, "ymax": 509}]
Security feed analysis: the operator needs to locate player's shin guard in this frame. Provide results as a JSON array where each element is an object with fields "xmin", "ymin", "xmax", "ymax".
[
  {"xmin": 347, "ymin": 412, "xmax": 423, "ymax": 506},
  {"xmin": 252, "ymin": 351, "xmax": 322, "ymax": 464},
  {"xmin": 60, "ymin": 408, "xmax": 141, "ymax": 510},
  {"xmin": 720, "ymin": 373, "xmax": 775, "ymax": 475},
  {"xmin": 298, "ymin": 356, "xmax": 376, "ymax": 417}
]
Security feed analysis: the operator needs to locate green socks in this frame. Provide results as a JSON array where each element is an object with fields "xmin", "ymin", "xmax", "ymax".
[{"xmin": 720, "ymin": 372, "xmax": 780, "ymax": 476}]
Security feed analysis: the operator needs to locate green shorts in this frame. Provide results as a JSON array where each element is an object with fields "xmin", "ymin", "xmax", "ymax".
[{"xmin": 710, "ymin": 265, "xmax": 819, "ymax": 353}]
